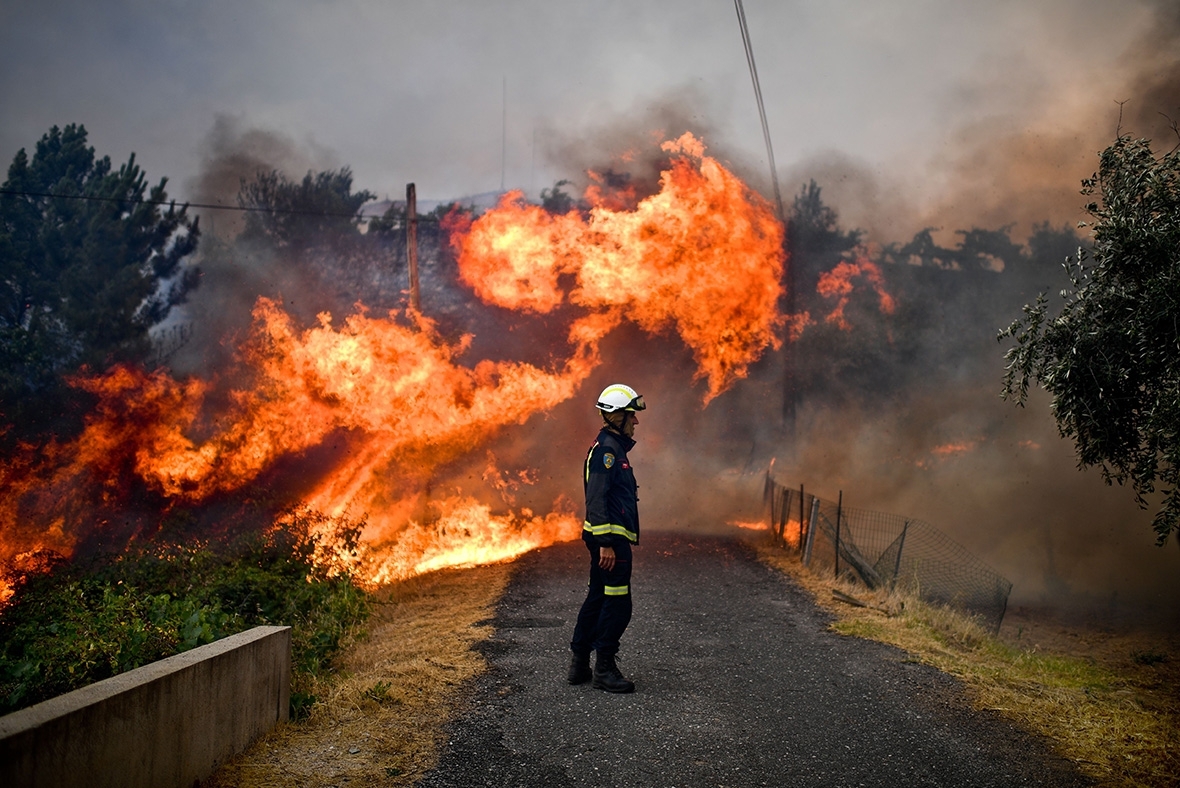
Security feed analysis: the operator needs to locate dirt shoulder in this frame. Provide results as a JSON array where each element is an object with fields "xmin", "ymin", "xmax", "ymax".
[
  {"xmin": 206, "ymin": 561, "xmax": 513, "ymax": 787},
  {"xmin": 757, "ymin": 539, "xmax": 1179, "ymax": 787}
]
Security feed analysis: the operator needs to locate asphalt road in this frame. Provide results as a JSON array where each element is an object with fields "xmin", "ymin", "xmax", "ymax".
[{"xmin": 417, "ymin": 533, "xmax": 1088, "ymax": 788}]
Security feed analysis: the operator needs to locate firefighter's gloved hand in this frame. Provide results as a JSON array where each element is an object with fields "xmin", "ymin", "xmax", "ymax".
[{"xmin": 598, "ymin": 545, "xmax": 616, "ymax": 571}]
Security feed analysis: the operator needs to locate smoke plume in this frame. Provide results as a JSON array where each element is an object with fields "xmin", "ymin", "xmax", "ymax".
[{"xmin": 760, "ymin": 3, "xmax": 1180, "ymax": 624}]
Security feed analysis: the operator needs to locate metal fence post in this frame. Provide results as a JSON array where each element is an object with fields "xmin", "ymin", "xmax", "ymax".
[
  {"xmin": 763, "ymin": 479, "xmax": 1013, "ymax": 631},
  {"xmin": 802, "ymin": 497, "xmax": 819, "ymax": 566},
  {"xmin": 834, "ymin": 490, "xmax": 843, "ymax": 578},
  {"xmin": 778, "ymin": 487, "xmax": 789, "ymax": 546},
  {"xmin": 798, "ymin": 484, "xmax": 805, "ymax": 551},
  {"xmin": 891, "ymin": 520, "xmax": 909, "ymax": 590},
  {"xmin": 764, "ymin": 473, "xmax": 775, "ymax": 537}
]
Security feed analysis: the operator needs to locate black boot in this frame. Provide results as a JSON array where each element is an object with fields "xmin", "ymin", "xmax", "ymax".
[
  {"xmin": 592, "ymin": 651, "xmax": 635, "ymax": 693},
  {"xmin": 568, "ymin": 651, "xmax": 592, "ymax": 685}
]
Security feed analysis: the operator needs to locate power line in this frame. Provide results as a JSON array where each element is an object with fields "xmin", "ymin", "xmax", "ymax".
[
  {"xmin": 735, "ymin": 0, "xmax": 795, "ymax": 445},
  {"xmin": 734, "ymin": 0, "xmax": 784, "ymax": 223},
  {"xmin": 501, "ymin": 75, "xmax": 508, "ymax": 193},
  {"xmin": 0, "ymin": 187, "xmax": 441, "ymax": 222}
]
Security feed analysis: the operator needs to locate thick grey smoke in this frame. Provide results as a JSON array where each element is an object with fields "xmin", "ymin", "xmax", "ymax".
[
  {"xmin": 501, "ymin": 2, "xmax": 1180, "ymax": 626},
  {"xmin": 187, "ymin": 115, "xmax": 326, "ymax": 240},
  {"xmin": 534, "ymin": 87, "xmax": 731, "ymax": 200},
  {"xmin": 162, "ymin": 7, "xmax": 1180, "ymax": 626},
  {"xmin": 758, "ymin": 4, "xmax": 1180, "ymax": 624},
  {"xmin": 171, "ymin": 117, "xmax": 359, "ymax": 375},
  {"xmin": 774, "ymin": 1, "xmax": 1180, "ymax": 249}
]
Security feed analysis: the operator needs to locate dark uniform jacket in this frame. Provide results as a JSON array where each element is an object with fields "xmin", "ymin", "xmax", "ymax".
[{"xmin": 583, "ymin": 427, "xmax": 640, "ymax": 547}]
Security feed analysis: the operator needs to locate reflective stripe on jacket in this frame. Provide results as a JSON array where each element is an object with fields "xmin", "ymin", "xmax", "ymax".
[{"xmin": 583, "ymin": 428, "xmax": 639, "ymax": 546}]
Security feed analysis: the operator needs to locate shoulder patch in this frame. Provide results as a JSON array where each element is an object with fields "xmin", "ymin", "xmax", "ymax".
[{"xmin": 602, "ymin": 452, "xmax": 615, "ymax": 469}]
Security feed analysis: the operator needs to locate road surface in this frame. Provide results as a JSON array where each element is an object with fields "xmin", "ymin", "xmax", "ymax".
[{"xmin": 417, "ymin": 533, "xmax": 1086, "ymax": 788}]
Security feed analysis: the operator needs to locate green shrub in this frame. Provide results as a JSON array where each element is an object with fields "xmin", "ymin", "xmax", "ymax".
[{"xmin": 0, "ymin": 510, "xmax": 370, "ymax": 715}]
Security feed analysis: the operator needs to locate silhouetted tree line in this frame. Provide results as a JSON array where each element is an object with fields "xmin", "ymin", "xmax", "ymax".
[
  {"xmin": 227, "ymin": 168, "xmax": 465, "ymax": 321},
  {"xmin": 783, "ymin": 178, "xmax": 1084, "ymax": 407},
  {"xmin": 0, "ymin": 125, "xmax": 462, "ymax": 449}
]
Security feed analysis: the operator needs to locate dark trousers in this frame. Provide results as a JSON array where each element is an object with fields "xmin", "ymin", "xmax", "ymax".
[{"xmin": 570, "ymin": 540, "xmax": 633, "ymax": 657}]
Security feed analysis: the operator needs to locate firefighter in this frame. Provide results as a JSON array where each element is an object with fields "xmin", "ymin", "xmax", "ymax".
[{"xmin": 568, "ymin": 383, "xmax": 645, "ymax": 693}]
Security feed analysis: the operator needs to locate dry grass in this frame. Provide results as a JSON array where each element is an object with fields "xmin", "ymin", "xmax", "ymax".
[
  {"xmin": 755, "ymin": 540, "xmax": 1180, "ymax": 788},
  {"xmin": 206, "ymin": 561, "xmax": 512, "ymax": 787}
]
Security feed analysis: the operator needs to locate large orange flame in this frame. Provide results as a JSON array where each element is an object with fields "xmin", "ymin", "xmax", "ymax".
[
  {"xmin": 453, "ymin": 132, "xmax": 786, "ymax": 403},
  {"xmin": 135, "ymin": 299, "xmax": 601, "ymax": 501},
  {"xmin": 1, "ymin": 132, "xmax": 791, "ymax": 594}
]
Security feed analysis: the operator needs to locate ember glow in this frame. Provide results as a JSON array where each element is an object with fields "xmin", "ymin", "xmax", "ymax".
[
  {"xmin": 931, "ymin": 441, "xmax": 979, "ymax": 457},
  {"xmin": 815, "ymin": 254, "xmax": 896, "ymax": 331},
  {"xmin": 728, "ymin": 519, "xmax": 766, "ymax": 531},
  {"xmin": 0, "ymin": 132, "xmax": 790, "ymax": 595},
  {"xmin": 915, "ymin": 440, "xmax": 981, "ymax": 469}
]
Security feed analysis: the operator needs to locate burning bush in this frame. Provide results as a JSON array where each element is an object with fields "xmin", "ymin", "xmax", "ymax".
[{"xmin": 0, "ymin": 510, "xmax": 369, "ymax": 716}]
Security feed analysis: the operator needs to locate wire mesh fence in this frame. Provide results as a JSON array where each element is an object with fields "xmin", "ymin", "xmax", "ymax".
[{"xmin": 763, "ymin": 473, "xmax": 1012, "ymax": 633}]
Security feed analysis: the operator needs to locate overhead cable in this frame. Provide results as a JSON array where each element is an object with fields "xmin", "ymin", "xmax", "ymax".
[
  {"xmin": 734, "ymin": 0, "xmax": 785, "ymax": 222},
  {"xmin": 0, "ymin": 187, "xmax": 440, "ymax": 222}
]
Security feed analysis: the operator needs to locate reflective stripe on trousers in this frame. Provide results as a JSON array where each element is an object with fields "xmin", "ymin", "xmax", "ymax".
[{"xmin": 570, "ymin": 540, "xmax": 632, "ymax": 657}]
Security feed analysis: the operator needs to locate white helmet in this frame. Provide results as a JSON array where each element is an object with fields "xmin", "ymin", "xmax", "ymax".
[{"xmin": 596, "ymin": 383, "xmax": 646, "ymax": 413}]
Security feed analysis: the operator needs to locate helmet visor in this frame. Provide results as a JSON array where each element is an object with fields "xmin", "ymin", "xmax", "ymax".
[{"xmin": 626, "ymin": 395, "xmax": 646, "ymax": 411}]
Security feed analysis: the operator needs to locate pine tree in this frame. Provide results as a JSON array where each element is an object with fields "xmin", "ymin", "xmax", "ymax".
[{"xmin": 0, "ymin": 124, "xmax": 199, "ymax": 435}]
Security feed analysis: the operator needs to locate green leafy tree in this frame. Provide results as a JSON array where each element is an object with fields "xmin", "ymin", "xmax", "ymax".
[
  {"xmin": 1000, "ymin": 135, "xmax": 1180, "ymax": 543},
  {"xmin": 0, "ymin": 124, "xmax": 199, "ymax": 432},
  {"xmin": 237, "ymin": 168, "xmax": 373, "ymax": 251},
  {"xmin": 885, "ymin": 226, "xmax": 1025, "ymax": 272}
]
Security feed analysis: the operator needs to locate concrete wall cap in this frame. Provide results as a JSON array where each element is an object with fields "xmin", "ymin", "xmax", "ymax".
[{"xmin": 0, "ymin": 625, "xmax": 291, "ymax": 738}]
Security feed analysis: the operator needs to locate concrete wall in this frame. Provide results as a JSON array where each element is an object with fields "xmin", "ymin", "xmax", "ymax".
[{"xmin": 0, "ymin": 625, "xmax": 290, "ymax": 788}]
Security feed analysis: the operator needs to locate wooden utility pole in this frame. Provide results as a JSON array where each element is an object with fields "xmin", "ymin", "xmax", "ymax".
[{"xmin": 406, "ymin": 182, "xmax": 420, "ymax": 310}]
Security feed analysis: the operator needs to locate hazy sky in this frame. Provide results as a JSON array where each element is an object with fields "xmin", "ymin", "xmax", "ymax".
[{"xmin": 1, "ymin": 0, "xmax": 1170, "ymax": 240}]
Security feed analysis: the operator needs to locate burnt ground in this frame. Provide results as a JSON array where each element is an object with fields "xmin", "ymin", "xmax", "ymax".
[{"xmin": 416, "ymin": 533, "xmax": 1089, "ymax": 788}]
